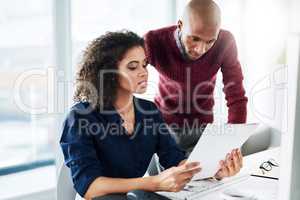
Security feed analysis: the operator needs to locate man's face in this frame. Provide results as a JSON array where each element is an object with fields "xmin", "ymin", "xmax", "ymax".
[{"xmin": 179, "ymin": 14, "xmax": 220, "ymax": 60}]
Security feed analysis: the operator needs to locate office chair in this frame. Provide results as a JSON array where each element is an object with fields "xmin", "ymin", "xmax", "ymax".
[
  {"xmin": 56, "ymin": 154, "xmax": 161, "ymax": 200},
  {"xmin": 56, "ymin": 163, "xmax": 77, "ymax": 200}
]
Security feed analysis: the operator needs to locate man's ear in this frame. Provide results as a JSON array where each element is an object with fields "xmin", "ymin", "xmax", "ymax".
[{"xmin": 177, "ymin": 20, "xmax": 183, "ymax": 31}]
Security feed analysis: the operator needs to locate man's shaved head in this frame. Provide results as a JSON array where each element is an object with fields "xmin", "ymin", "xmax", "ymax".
[
  {"xmin": 184, "ymin": 0, "xmax": 221, "ymax": 27},
  {"xmin": 177, "ymin": 0, "xmax": 221, "ymax": 60}
]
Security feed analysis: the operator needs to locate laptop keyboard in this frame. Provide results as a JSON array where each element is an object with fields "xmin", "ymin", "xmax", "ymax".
[{"xmin": 157, "ymin": 174, "xmax": 250, "ymax": 200}]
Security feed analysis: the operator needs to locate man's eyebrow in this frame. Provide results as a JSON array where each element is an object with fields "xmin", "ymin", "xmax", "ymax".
[
  {"xmin": 191, "ymin": 35, "xmax": 201, "ymax": 39},
  {"xmin": 191, "ymin": 35, "xmax": 216, "ymax": 42},
  {"xmin": 208, "ymin": 38, "xmax": 217, "ymax": 43}
]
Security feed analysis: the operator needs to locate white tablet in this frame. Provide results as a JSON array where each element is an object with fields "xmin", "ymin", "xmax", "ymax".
[{"xmin": 187, "ymin": 123, "xmax": 259, "ymax": 180}]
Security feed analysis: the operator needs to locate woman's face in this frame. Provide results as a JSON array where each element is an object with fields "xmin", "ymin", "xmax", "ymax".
[{"xmin": 117, "ymin": 46, "xmax": 148, "ymax": 94}]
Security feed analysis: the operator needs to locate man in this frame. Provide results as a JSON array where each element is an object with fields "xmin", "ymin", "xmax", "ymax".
[{"xmin": 145, "ymin": 0, "xmax": 247, "ymax": 178}]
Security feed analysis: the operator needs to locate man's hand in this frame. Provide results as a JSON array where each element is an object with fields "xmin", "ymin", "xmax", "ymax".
[{"xmin": 214, "ymin": 148, "xmax": 243, "ymax": 180}]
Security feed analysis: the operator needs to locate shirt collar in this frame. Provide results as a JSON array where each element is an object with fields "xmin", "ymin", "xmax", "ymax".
[
  {"xmin": 99, "ymin": 96, "xmax": 144, "ymax": 125},
  {"xmin": 100, "ymin": 107, "xmax": 123, "ymax": 124},
  {"xmin": 174, "ymin": 28, "xmax": 190, "ymax": 61},
  {"xmin": 132, "ymin": 96, "xmax": 144, "ymax": 124}
]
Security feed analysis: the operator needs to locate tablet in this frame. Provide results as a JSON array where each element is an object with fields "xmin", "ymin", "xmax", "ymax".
[{"xmin": 187, "ymin": 123, "xmax": 259, "ymax": 180}]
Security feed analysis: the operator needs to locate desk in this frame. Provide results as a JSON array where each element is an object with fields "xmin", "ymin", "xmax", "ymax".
[
  {"xmin": 93, "ymin": 148, "xmax": 280, "ymax": 200},
  {"xmin": 242, "ymin": 147, "xmax": 280, "ymax": 175}
]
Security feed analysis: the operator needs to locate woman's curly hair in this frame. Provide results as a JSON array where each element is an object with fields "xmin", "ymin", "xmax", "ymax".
[{"xmin": 73, "ymin": 30, "xmax": 144, "ymax": 110}]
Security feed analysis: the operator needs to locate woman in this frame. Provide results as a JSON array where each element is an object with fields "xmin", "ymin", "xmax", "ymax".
[{"xmin": 60, "ymin": 30, "xmax": 242, "ymax": 200}]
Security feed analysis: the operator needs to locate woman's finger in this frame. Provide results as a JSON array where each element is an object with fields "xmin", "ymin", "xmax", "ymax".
[
  {"xmin": 185, "ymin": 162, "xmax": 201, "ymax": 169},
  {"xmin": 179, "ymin": 162, "xmax": 201, "ymax": 174},
  {"xmin": 226, "ymin": 154, "xmax": 235, "ymax": 176},
  {"xmin": 232, "ymin": 150, "xmax": 240, "ymax": 172},
  {"xmin": 215, "ymin": 160, "xmax": 227, "ymax": 178},
  {"xmin": 237, "ymin": 149, "xmax": 243, "ymax": 167},
  {"xmin": 179, "ymin": 167, "xmax": 201, "ymax": 181}
]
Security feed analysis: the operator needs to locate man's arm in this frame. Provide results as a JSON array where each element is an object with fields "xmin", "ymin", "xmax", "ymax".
[
  {"xmin": 221, "ymin": 33, "xmax": 248, "ymax": 123},
  {"xmin": 144, "ymin": 31, "xmax": 157, "ymax": 67}
]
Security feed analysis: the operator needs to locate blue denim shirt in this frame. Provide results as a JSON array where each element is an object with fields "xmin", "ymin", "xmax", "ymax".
[{"xmin": 60, "ymin": 97, "xmax": 186, "ymax": 197}]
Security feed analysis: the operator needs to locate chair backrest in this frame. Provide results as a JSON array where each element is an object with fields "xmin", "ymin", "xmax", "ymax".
[
  {"xmin": 56, "ymin": 163, "xmax": 76, "ymax": 200},
  {"xmin": 146, "ymin": 154, "xmax": 162, "ymax": 176}
]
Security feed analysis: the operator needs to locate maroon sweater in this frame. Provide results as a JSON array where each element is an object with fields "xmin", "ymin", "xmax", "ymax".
[{"xmin": 144, "ymin": 26, "xmax": 247, "ymax": 126}]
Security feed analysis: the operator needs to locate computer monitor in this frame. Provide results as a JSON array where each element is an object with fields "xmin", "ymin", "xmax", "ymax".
[{"xmin": 278, "ymin": 34, "xmax": 300, "ymax": 200}]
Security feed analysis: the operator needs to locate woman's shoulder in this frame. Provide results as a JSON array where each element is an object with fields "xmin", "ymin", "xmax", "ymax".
[
  {"xmin": 70, "ymin": 101, "xmax": 92, "ymax": 112},
  {"xmin": 64, "ymin": 101, "xmax": 103, "ymax": 125},
  {"xmin": 66, "ymin": 101, "xmax": 92, "ymax": 117}
]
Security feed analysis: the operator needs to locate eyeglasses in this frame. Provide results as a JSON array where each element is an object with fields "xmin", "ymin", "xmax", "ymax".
[{"xmin": 259, "ymin": 158, "xmax": 279, "ymax": 174}]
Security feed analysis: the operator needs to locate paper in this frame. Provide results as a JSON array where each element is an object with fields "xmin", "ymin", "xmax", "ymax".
[
  {"xmin": 187, "ymin": 123, "xmax": 259, "ymax": 180},
  {"xmin": 228, "ymin": 176, "xmax": 278, "ymax": 200}
]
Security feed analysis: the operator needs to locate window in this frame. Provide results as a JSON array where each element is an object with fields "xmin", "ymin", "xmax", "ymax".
[
  {"xmin": 71, "ymin": 0, "xmax": 176, "ymax": 101},
  {"xmin": 0, "ymin": 0, "xmax": 176, "ymax": 174},
  {"xmin": 0, "ymin": 0, "xmax": 55, "ymax": 174}
]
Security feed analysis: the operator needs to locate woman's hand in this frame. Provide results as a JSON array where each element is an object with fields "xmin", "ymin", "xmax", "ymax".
[
  {"xmin": 178, "ymin": 159, "xmax": 187, "ymax": 166},
  {"xmin": 214, "ymin": 148, "xmax": 243, "ymax": 180},
  {"xmin": 152, "ymin": 161, "xmax": 201, "ymax": 192}
]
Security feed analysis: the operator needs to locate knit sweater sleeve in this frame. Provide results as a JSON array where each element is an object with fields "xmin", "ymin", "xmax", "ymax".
[
  {"xmin": 144, "ymin": 30, "xmax": 157, "ymax": 66},
  {"xmin": 220, "ymin": 33, "xmax": 248, "ymax": 123}
]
